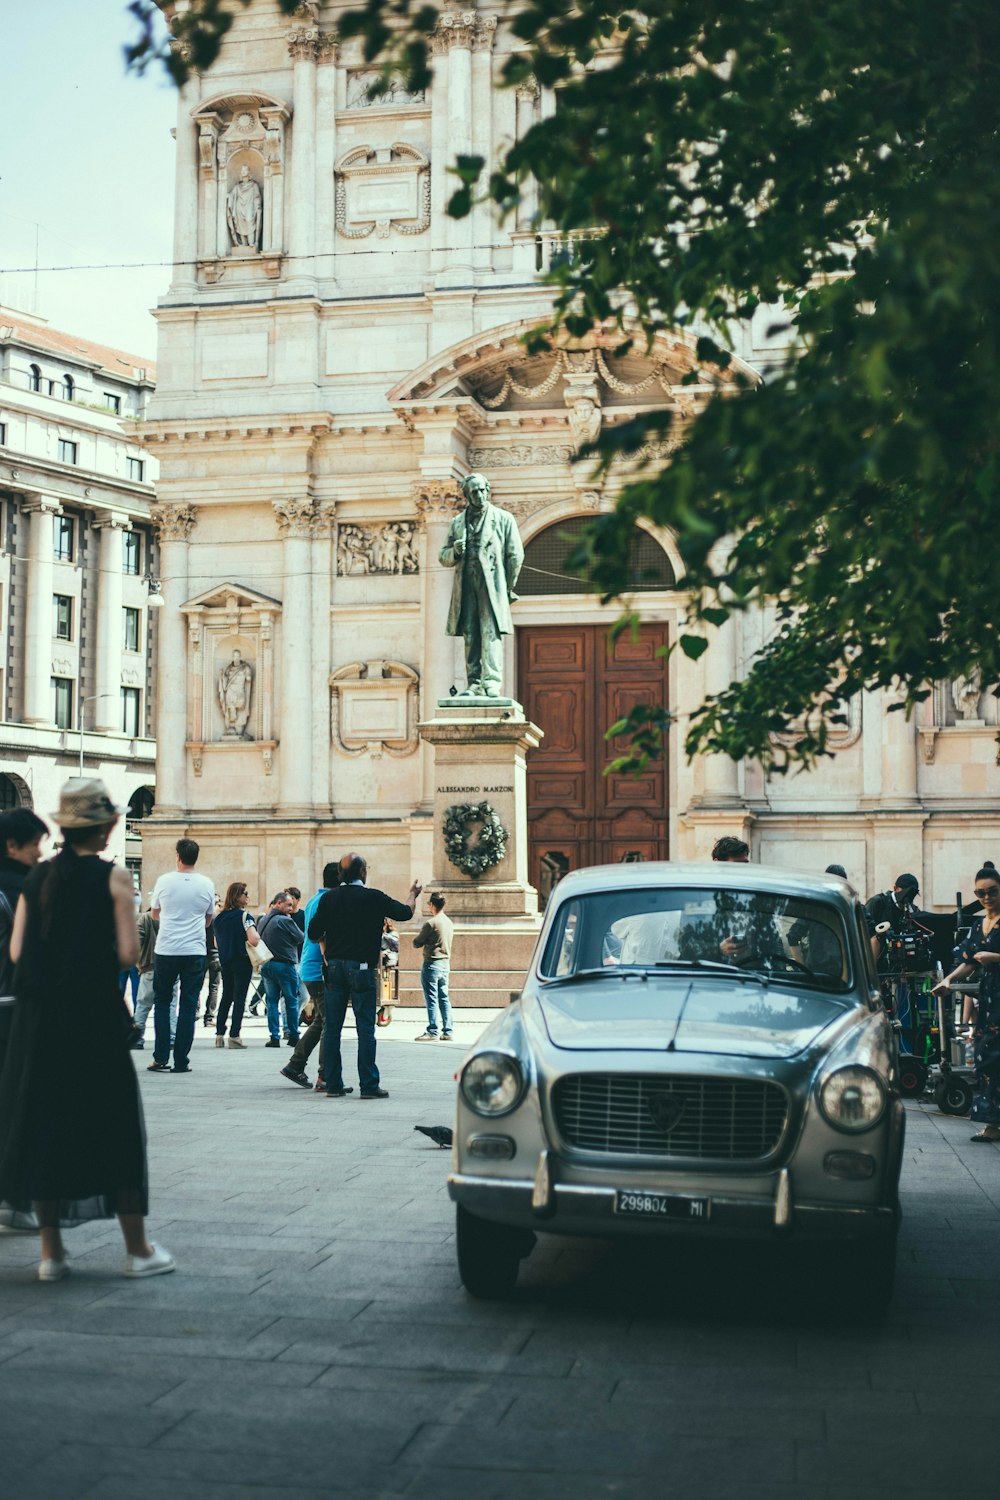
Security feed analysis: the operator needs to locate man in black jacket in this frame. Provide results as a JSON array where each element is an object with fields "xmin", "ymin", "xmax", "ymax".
[
  {"xmin": 308, "ymin": 854, "xmax": 421, "ymax": 1098},
  {"xmin": 0, "ymin": 808, "xmax": 48, "ymax": 1080}
]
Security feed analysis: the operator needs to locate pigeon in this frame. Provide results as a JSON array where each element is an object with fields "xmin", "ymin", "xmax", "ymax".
[{"xmin": 414, "ymin": 1125, "xmax": 453, "ymax": 1148}]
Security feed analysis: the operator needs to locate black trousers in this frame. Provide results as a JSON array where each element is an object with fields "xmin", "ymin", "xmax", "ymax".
[{"xmin": 216, "ymin": 956, "xmax": 252, "ymax": 1037}]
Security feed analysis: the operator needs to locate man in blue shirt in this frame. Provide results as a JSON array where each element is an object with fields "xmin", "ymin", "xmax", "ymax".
[{"xmin": 280, "ymin": 862, "xmax": 340, "ymax": 1089}]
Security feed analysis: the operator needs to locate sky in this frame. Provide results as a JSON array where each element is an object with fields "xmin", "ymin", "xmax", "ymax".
[{"xmin": 1, "ymin": 2, "xmax": 178, "ymax": 361}]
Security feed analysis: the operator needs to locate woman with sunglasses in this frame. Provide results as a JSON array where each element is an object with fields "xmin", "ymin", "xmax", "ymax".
[
  {"xmin": 934, "ymin": 862, "xmax": 1000, "ymax": 1141},
  {"xmin": 212, "ymin": 882, "xmax": 259, "ymax": 1048}
]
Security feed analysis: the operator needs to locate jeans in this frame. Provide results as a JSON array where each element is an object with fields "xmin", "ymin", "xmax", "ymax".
[
  {"xmin": 262, "ymin": 960, "xmax": 300, "ymax": 1041},
  {"xmin": 289, "ymin": 980, "xmax": 325, "ymax": 1075},
  {"xmin": 420, "ymin": 961, "xmax": 453, "ymax": 1035},
  {"xmin": 323, "ymin": 960, "xmax": 379, "ymax": 1094},
  {"xmin": 217, "ymin": 956, "xmax": 252, "ymax": 1037},
  {"xmin": 203, "ymin": 953, "xmax": 222, "ymax": 1020},
  {"xmin": 153, "ymin": 953, "xmax": 207, "ymax": 1068},
  {"xmin": 134, "ymin": 970, "xmax": 178, "ymax": 1043}
]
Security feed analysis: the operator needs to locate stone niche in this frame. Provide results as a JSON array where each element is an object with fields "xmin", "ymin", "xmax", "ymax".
[
  {"xmin": 193, "ymin": 93, "xmax": 290, "ymax": 279},
  {"xmin": 334, "ymin": 143, "xmax": 431, "ymax": 241},
  {"xmin": 180, "ymin": 583, "xmax": 281, "ymax": 778}
]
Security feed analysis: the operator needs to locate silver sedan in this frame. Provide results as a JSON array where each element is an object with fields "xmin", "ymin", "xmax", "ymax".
[{"xmin": 449, "ymin": 863, "xmax": 905, "ymax": 1307}]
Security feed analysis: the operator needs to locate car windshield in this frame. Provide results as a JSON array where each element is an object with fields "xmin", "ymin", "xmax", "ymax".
[{"xmin": 540, "ymin": 886, "xmax": 851, "ymax": 993}]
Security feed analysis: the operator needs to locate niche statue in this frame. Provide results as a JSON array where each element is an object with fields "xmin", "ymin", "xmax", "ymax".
[
  {"xmin": 227, "ymin": 165, "xmax": 262, "ymax": 251},
  {"xmin": 218, "ymin": 649, "xmax": 254, "ymax": 738}
]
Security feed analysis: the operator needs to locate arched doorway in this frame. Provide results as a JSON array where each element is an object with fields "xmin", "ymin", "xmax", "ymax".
[
  {"xmin": 516, "ymin": 517, "xmax": 676, "ymax": 904},
  {"xmin": 0, "ymin": 773, "xmax": 33, "ymax": 811}
]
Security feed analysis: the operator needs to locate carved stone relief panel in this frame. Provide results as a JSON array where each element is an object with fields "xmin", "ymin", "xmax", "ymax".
[
  {"xmin": 336, "ymin": 521, "xmax": 419, "ymax": 576},
  {"xmin": 335, "ymin": 143, "xmax": 430, "ymax": 239},
  {"xmin": 345, "ymin": 71, "xmax": 427, "ymax": 109},
  {"xmin": 330, "ymin": 660, "xmax": 420, "ymax": 759}
]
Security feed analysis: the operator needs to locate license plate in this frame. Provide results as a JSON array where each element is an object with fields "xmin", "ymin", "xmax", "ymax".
[{"xmin": 614, "ymin": 1190, "xmax": 711, "ymax": 1221}]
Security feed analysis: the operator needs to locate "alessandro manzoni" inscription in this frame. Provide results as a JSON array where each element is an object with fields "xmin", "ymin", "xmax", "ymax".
[{"xmin": 440, "ymin": 786, "xmax": 514, "ymax": 794}]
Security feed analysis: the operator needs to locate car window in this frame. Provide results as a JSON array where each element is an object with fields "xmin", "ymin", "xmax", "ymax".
[{"xmin": 540, "ymin": 886, "xmax": 851, "ymax": 992}]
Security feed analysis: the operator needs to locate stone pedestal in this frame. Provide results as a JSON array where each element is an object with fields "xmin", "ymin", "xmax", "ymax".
[
  {"xmin": 413, "ymin": 698, "xmax": 544, "ymax": 1007},
  {"xmin": 419, "ymin": 698, "xmax": 542, "ymax": 922}
]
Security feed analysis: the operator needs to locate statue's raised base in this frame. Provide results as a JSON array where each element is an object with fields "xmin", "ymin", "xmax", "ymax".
[{"xmin": 410, "ymin": 700, "xmax": 543, "ymax": 1006}]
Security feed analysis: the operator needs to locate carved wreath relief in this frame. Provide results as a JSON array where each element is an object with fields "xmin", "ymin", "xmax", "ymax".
[{"xmin": 337, "ymin": 522, "xmax": 419, "ymax": 576}]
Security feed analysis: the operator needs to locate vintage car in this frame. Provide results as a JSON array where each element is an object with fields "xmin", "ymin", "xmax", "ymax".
[{"xmin": 449, "ymin": 862, "xmax": 905, "ymax": 1305}]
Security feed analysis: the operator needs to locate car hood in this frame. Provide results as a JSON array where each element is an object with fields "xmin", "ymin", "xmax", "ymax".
[{"xmin": 536, "ymin": 977, "xmax": 848, "ymax": 1059}]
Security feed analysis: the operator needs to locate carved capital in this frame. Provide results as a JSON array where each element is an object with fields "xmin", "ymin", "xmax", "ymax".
[
  {"xmin": 433, "ymin": 11, "xmax": 494, "ymax": 52},
  {"xmin": 92, "ymin": 511, "xmax": 133, "ymax": 532},
  {"xmin": 272, "ymin": 496, "xmax": 321, "ymax": 537},
  {"xmin": 287, "ymin": 25, "xmax": 335, "ymax": 61},
  {"xmin": 21, "ymin": 493, "xmax": 63, "ymax": 517},
  {"xmin": 514, "ymin": 76, "xmax": 540, "ymax": 103},
  {"xmin": 150, "ymin": 502, "xmax": 197, "ymax": 541},
  {"xmin": 414, "ymin": 480, "xmax": 464, "ymax": 520}
]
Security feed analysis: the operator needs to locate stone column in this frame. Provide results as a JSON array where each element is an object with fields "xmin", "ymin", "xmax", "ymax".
[
  {"xmin": 881, "ymin": 688, "xmax": 919, "ymax": 806},
  {"xmin": 197, "ymin": 115, "xmax": 220, "ymax": 261},
  {"xmin": 273, "ymin": 497, "xmax": 318, "ymax": 813},
  {"xmin": 287, "ymin": 25, "xmax": 320, "ymax": 286},
  {"xmin": 150, "ymin": 504, "xmax": 197, "ymax": 813},
  {"xmin": 429, "ymin": 24, "xmax": 450, "ymax": 272},
  {"xmin": 93, "ymin": 512, "xmax": 131, "ymax": 733},
  {"xmin": 470, "ymin": 17, "xmax": 497, "ymax": 271},
  {"xmin": 434, "ymin": 12, "xmax": 477, "ymax": 276},
  {"xmin": 700, "ymin": 612, "xmax": 742, "ymax": 805},
  {"xmin": 171, "ymin": 74, "xmax": 200, "ymax": 292},
  {"xmin": 514, "ymin": 79, "xmax": 539, "ymax": 231},
  {"xmin": 314, "ymin": 40, "xmax": 338, "ymax": 283},
  {"xmin": 21, "ymin": 495, "xmax": 62, "ymax": 725}
]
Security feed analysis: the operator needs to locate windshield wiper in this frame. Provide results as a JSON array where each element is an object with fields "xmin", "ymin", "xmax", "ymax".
[
  {"xmin": 541, "ymin": 966, "xmax": 650, "ymax": 987},
  {"xmin": 653, "ymin": 959, "xmax": 755, "ymax": 981}
]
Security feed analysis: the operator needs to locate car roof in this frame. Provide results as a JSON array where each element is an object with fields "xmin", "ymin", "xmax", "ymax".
[{"xmin": 547, "ymin": 861, "xmax": 856, "ymax": 904}]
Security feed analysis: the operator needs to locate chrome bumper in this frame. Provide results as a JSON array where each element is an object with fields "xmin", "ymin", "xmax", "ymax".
[{"xmin": 448, "ymin": 1170, "xmax": 898, "ymax": 1241}]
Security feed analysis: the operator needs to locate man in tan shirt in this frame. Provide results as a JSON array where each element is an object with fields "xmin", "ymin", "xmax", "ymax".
[{"xmin": 412, "ymin": 893, "xmax": 455, "ymax": 1040}]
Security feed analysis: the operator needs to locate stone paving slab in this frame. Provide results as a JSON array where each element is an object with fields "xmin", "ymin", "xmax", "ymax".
[{"xmin": 2, "ymin": 1023, "xmax": 1000, "ymax": 1497}]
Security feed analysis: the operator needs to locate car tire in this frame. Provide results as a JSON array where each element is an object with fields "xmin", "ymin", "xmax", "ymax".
[
  {"xmin": 456, "ymin": 1205, "xmax": 534, "ymax": 1300},
  {"xmin": 935, "ymin": 1075, "xmax": 974, "ymax": 1117},
  {"xmin": 898, "ymin": 1055, "xmax": 928, "ymax": 1098}
]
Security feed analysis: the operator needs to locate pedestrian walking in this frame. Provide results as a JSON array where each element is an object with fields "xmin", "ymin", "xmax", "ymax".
[
  {"xmin": 201, "ymin": 906, "xmax": 222, "ymax": 1028},
  {"xmin": 308, "ymin": 853, "xmax": 420, "ymax": 1099},
  {"xmin": 280, "ymin": 863, "xmax": 340, "ymax": 1089},
  {"xmin": 285, "ymin": 884, "xmax": 310, "ymax": 1025},
  {"xmin": 148, "ymin": 839, "xmax": 215, "ymax": 1075},
  {"xmin": 413, "ymin": 892, "xmax": 455, "ymax": 1041},
  {"xmin": 212, "ymin": 882, "xmax": 259, "ymax": 1048},
  {"xmin": 257, "ymin": 892, "xmax": 303, "ymax": 1048},
  {"xmin": 130, "ymin": 906, "xmax": 179, "ymax": 1050},
  {"xmin": 0, "ymin": 778, "xmax": 174, "ymax": 1280},
  {"xmin": 934, "ymin": 863, "xmax": 1000, "ymax": 1142}
]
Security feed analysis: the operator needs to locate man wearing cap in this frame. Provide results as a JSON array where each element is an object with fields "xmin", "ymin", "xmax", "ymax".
[
  {"xmin": 866, "ymin": 874, "xmax": 922, "ymax": 969},
  {"xmin": 149, "ymin": 839, "xmax": 215, "ymax": 1074}
]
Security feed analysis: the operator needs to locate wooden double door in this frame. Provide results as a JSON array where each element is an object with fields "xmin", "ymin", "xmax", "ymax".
[{"xmin": 517, "ymin": 624, "xmax": 670, "ymax": 904}]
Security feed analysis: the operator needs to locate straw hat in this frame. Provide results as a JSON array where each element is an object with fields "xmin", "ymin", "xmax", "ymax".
[{"xmin": 55, "ymin": 778, "xmax": 124, "ymax": 830}]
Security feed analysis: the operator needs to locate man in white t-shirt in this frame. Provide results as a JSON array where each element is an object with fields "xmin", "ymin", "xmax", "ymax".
[{"xmin": 149, "ymin": 838, "xmax": 215, "ymax": 1074}]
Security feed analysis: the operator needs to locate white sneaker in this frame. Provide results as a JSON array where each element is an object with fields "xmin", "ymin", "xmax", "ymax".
[
  {"xmin": 414, "ymin": 1031, "xmax": 439, "ymax": 1041},
  {"xmin": 38, "ymin": 1254, "xmax": 70, "ymax": 1282},
  {"xmin": 123, "ymin": 1242, "xmax": 176, "ymax": 1279}
]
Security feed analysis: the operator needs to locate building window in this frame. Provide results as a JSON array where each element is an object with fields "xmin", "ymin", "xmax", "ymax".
[
  {"xmin": 126, "ymin": 457, "xmax": 144, "ymax": 483},
  {"xmin": 519, "ymin": 516, "xmax": 677, "ymax": 597},
  {"xmin": 52, "ymin": 677, "xmax": 74, "ymax": 730},
  {"xmin": 127, "ymin": 786, "xmax": 155, "ymax": 825},
  {"xmin": 123, "ymin": 530, "xmax": 141, "ymax": 575},
  {"xmin": 0, "ymin": 773, "xmax": 33, "ymax": 811},
  {"xmin": 58, "ymin": 439, "xmax": 78, "ymax": 465},
  {"xmin": 123, "ymin": 606, "xmax": 140, "ymax": 653},
  {"xmin": 63, "ymin": 375, "xmax": 75, "ymax": 401},
  {"xmin": 54, "ymin": 515, "xmax": 74, "ymax": 561},
  {"xmin": 29, "ymin": 364, "xmax": 42, "ymax": 393},
  {"xmin": 104, "ymin": 392, "xmax": 121, "ymax": 414},
  {"xmin": 122, "ymin": 686, "xmax": 141, "ymax": 738},
  {"xmin": 54, "ymin": 594, "xmax": 73, "ymax": 641},
  {"xmin": 0, "ymin": 422, "xmax": 6, "ymax": 445}
]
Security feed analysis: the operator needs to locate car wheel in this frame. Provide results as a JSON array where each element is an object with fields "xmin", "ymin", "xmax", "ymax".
[
  {"xmin": 935, "ymin": 1075, "xmax": 974, "ymax": 1117},
  {"xmin": 456, "ymin": 1205, "xmax": 535, "ymax": 1300},
  {"xmin": 898, "ymin": 1055, "xmax": 928, "ymax": 1097}
]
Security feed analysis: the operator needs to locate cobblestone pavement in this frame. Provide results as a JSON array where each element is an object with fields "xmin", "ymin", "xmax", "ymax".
[{"xmin": 1, "ymin": 1017, "xmax": 999, "ymax": 1500}]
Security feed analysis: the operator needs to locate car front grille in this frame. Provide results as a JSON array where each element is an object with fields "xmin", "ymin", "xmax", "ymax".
[{"xmin": 552, "ymin": 1073, "xmax": 788, "ymax": 1162}]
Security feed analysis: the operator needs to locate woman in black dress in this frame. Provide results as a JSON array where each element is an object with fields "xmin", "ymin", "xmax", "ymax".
[
  {"xmin": 0, "ymin": 779, "xmax": 175, "ymax": 1281},
  {"xmin": 934, "ymin": 862, "xmax": 1000, "ymax": 1141}
]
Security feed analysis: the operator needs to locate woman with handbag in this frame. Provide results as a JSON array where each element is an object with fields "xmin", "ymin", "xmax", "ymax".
[
  {"xmin": 0, "ymin": 778, "xmax": 174, "ymax": 1281},
  {"xmin": 212, "ymin": 882, "xmax": 260, "ymax": 1049}
]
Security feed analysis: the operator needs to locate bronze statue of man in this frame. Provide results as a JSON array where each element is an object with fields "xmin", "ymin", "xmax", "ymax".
[{"xmin": 440, "ymin": 472, "xmax": 524, "ymax": 697}]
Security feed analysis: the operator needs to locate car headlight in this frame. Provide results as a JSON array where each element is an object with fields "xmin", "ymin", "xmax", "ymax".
[
  {"xmin": 461, "ymin": 1052, "xmax": 525, "ymax": 1117},
  {"xmin": 818, "ymin": 1066, "xmax": 886, "ymax": 1133}
]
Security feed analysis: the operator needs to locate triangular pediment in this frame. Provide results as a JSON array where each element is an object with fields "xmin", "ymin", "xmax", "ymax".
[{"xmin": 181, "ymin": 583, "xmax": 281, "ymax": 613}]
